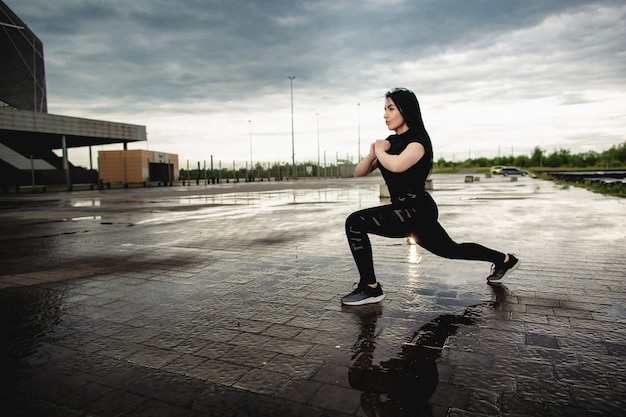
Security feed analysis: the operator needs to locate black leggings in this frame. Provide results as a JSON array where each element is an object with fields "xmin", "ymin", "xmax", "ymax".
[{"xmin": 345, "ymin": 193, "xmax": 505, "ymax": 284}]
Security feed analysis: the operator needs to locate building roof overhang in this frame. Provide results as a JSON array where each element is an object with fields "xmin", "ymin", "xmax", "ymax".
[{"xmin": 0, "ymin": 108, "xmax": 147, "ymax": 149}]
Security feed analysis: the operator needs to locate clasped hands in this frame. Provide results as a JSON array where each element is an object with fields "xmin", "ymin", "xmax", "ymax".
[{"xmin": 369, "ymin": 139, "xmax": 390, "ymax": 158}]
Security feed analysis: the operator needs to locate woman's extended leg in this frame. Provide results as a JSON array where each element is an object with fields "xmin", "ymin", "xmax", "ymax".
[
  {"xmin": 413, "ymin": 219, "xmax": 505, "ymax": 263},
  {"xmin": 411, "ymin": 194, "xmax": 519, "ymax": 282},
  {"xmin": 404, "ymin": 193, "xmax": 506, "ymax": 263}
]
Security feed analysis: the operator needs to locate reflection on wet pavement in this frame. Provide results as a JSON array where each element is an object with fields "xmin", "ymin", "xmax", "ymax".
[
  {"xmin": 347, "ymin": 285, "xmax": 509, "ymax": 417},
  {"xmin": 0, "ymin": 175, "xmax": 625, "ymax": 416}
]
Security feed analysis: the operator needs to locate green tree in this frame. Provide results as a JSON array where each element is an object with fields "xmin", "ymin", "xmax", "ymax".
[
  {"xmin": 529, "ymin": 146, "xmax": 545, "ymax": 167},
  {"xmin": 514, "ymin": 155, "xmax": 529, "ymax": 167},
  {"xmin": 473, "ymin": 157, "xmax": 490, "ymax": 167},
  {"xmin": 581, "ymin": 151, "xmax": 599, "ymax": 167},
  {"xmin": 604, "ymin": 142, "xmax": 626, "ymax": 164}
]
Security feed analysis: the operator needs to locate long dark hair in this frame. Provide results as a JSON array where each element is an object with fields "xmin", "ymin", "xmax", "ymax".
[{"xmin": 385, "ymin": 88, "xmax": 427, "ymax": 133}]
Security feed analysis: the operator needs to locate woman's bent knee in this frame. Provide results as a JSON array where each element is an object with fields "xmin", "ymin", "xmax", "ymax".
[{"xmin": 346, "ymin": 211, "xmax": 364, "ymax": 233}]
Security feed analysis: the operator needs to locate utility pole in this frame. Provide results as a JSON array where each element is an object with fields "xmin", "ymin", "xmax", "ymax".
[{"xmin": 288, "ymin": 76, "xmax": 296, "ymax": 178}]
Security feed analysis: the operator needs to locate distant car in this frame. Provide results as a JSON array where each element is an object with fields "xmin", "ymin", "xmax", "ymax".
[
  {"xmin": 491, "ymin": 165, "xmax": 504, "ymax": 174},
  {"xmin": 500, "ymin": 167, "xmax": 528, "ymax": 176}
]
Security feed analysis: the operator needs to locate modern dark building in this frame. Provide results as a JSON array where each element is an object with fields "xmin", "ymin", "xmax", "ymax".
[
  {"xmin": 0, "ymin": 1, "xmax": 46, "ymax": 112},
  {"xmin": 0, "ymin": 0, "xmax": 147, "ymax": 191}
]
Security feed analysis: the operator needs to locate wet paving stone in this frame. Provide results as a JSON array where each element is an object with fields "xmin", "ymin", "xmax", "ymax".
[
  {"xmin": 1, "ymin": 176, "xmax": 625, "ymax": 416},
  {"xmin": 524, "ymin": 332, "xmax": 560, "ymax": 349}
]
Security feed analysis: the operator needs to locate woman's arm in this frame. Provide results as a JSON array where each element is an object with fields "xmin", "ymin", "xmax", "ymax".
[
  {"xmin": 374, "ymin": 140, "xmax": 425, "ymax": 173},
  {"xmin": 355, "ymin": 142, "xmax": 379, "ymax": 177}
]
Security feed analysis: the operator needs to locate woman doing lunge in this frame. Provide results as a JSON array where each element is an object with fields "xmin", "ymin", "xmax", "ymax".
[{"xmin": 341, "ymin": 88, "xmax": 520, "ymax": 306}]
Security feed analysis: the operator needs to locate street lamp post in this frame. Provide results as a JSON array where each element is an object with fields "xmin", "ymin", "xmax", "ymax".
[
  {"xmin": 288, "ymin": 76, "xmax": 296, "ymax": 178},
  {"xmin": 248, "ymin": 120, "xmax": 253, "ymax": 179},
  {"xmin": 357, "ymin": 103, "xmax": 361, "ymax": 161},
  {"xmin": 315, "ymin": 113, "xmax": 320, "ymax": 178}
]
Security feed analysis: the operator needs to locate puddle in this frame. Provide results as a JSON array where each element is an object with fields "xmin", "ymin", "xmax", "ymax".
[
  {"xmin": 347, "ymin": 306, "xmax": 476, "ymax": 414},
  {"xmin": 69, "ymin": 216, "xmax": 102, "ymax": 221},
  {"xmin": 70, "ymin": 199, "xmax": 101, "ymax": 207},
  {"xmin": 346, "ymin": 285, "xmax": 508, "ymax": 415}
]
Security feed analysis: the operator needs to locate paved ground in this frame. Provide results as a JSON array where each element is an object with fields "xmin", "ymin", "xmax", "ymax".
[{"xmin": 1, "ymin": 174, "xmax": 624, "ymax": 417}]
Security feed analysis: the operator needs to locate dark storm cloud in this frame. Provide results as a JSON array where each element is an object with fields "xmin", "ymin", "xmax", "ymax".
[
  {"xmin": 11, "ymin": 0, "xmax": 622, "ymax": 104},
  {"xmin": 4, "ymin": 0, "xmax": 625, "ymax": 163}
]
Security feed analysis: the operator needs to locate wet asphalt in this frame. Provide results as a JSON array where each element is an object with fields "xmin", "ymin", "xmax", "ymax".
[{"xmin": 0, "ymin": 174, "xmax": 624, "ymax": 417}]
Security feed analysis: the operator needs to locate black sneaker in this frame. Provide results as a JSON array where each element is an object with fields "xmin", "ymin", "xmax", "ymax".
[
  {"xmin": 487, "ymin": 255, "xmax": 520, "ymax": 284},
  {"xmin": 341, "ymin": 283, "xmax": 385, "ymax": 306}
]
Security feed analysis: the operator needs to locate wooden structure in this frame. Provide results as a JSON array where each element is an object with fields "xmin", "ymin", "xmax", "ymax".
[{"xmin": 98, "ymin": 150, "xmax": 179, "ymax": 186}]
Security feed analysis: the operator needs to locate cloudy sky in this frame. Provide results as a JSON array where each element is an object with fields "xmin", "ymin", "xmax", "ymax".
[{"xmin": 5, "ymin": 0, "xmax": 626, "ymax": 168}]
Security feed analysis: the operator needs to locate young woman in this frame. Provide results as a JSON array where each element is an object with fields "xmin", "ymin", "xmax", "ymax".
[{"xmin": 341, "ymin": 88, "xmax": 519, "ymax": 306}]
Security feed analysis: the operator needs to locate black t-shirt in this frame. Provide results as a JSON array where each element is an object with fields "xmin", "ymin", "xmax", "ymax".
[{"xmin": 377, "ymin": 128, "xmax": 433, "ymax": 205}]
